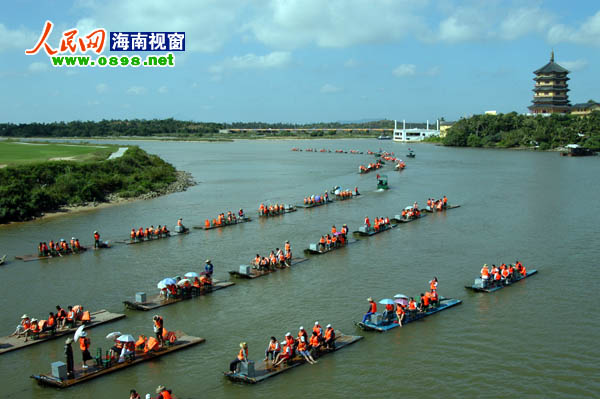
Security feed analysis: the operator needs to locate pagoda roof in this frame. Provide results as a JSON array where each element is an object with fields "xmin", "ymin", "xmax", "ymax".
[
  {"xmin": 534, "ymin": 51, "xmax": 569, "ymax": 74},
  {"xmin": 571, "ymin": 101, "xmax": 600, "ymax": 110},
  {"xmin": 534, "ymin": 75, "xmax": 569, "ymax": 81},
  {"xmin": 528, "ymin": 104, "xmax": 571, "ymax": 110},
  {"xmin": 533, "ymin": 86, "xmax": 570, "ymax": 92}
]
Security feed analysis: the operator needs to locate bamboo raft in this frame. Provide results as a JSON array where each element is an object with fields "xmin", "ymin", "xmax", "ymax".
[
  {"xmin": 15, "ymin": 247, "xmax": 91, "ymax": 262},
  {"xmin": 465, "ymin": 270, "xmax": 538, "ymax": 293},
  {"xmin": 391, "ymin": 213, "xmax": 428, "ymax": 224},
  {"xmin": 123, "ymin": 280, "xmax": 236, "ymax": 311},
  {"xmin": 356, "ymin": 298, "xmax": 462, "ymax": 332},
  {"xmin": 421, "ymin": 204, "xmax": 461, "ymax": 213},
  {"xmin": 352, "ymin": 224, "xmax": 397, "ymax": 237},
  {"xmin": 0, "ymin": 255, "xmax": 6, "ymax": 265},
  {"xmin": 193, "ymin": 218, "xmax": 252, "ymax": 230},
  {"xmin": 258, "ymin": 207, "xmax": 297, "ymax": 217},
  {"xmin": 228, "ymin": 258, "xmax": 309, "ymax": 279},
  {"xmin": 295, "ymin": 200, "xmax": 333, "ymax": 209},
  {"xmin": 116, "ymin": 231, "xmax": 189, "ymax": 245},
  {"xmin": 31, "ymin": 334, "xmax": 204, "ymax": 388},
  {"xmin": 224, "ymin": 331, "xmax": 363, "ymax": 384},
  {"xmin": 303, "ymin": 239, "xmax": 357, "ymax": 255},
  {"xmin": 0, "ymin": 310, "xmax": 125, "ymax": 355}
]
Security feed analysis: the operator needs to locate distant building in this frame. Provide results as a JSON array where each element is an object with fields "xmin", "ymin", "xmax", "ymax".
[
  {"xmin": 529, "ymin": 51, "xmax": 571, "ymax": 114},
  {"xmin": 484, "ymin": 110, "xmax": 497, "ymax": 115},
  {"xmin": 392, "ymin": 120, "xmax": 440, "ymax": 142},
  {"xmin": 570, "ymin": 101, "xmax": 600, "ymax": 116}
]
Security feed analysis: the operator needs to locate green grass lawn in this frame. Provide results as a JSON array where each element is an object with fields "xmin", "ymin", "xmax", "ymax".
[{"xmin": 0, "ymin": 142, "xmax": 119, "ymax": 165}]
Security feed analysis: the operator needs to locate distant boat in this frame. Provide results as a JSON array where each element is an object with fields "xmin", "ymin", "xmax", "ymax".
[{"xmin": 377, "ymin": 135, "xmax": 392, "ymax": 140}]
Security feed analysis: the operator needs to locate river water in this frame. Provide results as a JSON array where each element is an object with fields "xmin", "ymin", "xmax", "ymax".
[{"xmin": 1, "ymin": 139, "xmax": 598, "ymax": 399}]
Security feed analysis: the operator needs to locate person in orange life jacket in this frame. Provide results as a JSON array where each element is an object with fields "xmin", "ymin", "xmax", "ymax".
[
  {"xmin": 313, "ymin": 321, "xmax": 324, "ymax": 341},
  {"xmin": 65, "ymin": 306, "xmax": 75, "ymax": 328},
  {"xmin": 480, "ymin": 264, "xmax": 490, "ymax": 287},
  {"xmin": 79, "ymin": 331, "xmax": 92, "ymax": 369},
  {"xmin": 155, "ymin": 385, "xmax": 173, "ymax": 399},
  {"xmin": 407, "ymin": 297, "xmax": 417, "ymax": 319},
  {"xmin": 364, "ymin": 216, "xmax": 371, "ymax": 228},
  {"xmin": 419, "ymin": 293, "xmax": 430, "ymax": 312},
  {"xmin": 264, "ymin": 336, "xmax": 281, "ymax": 361},
  {"xmin": 297, "ymin": 336, "xmax": 317, "ymax": 364},
  {"xmin": 323, "ymin": 324, "xmax": 336, "ymax": 350},
  {"xmin": 395, "ymin": 303, "xmax": 406, "ymax": 326},
  {"xmin": 501, "ymin": 267, "xmax": 510, "ymax": 284},
  {"xmin": 153, "ymin": 315, "xmax": 164, "ymax": 346},
  {"xmin": 508, "ymin": 264, "xmax": 515, "ymax": 281},
  {"xmin": 93, "ymin": 231, "xmax": 100, "ymax": 248},
  {"xmin": 44, "ymin": 312, "xmax": 57, "ymax": 333},
  {"xmin": 319, "ymin": 236, "xmax": 326, "ymax": 251},
  {"xmin": 272, "ymin": 339, "xmax": 293, "ymax": 367},
  {"xmin": 230, "ymin": 342, "xmax": 248, "ymax": 372},
  {"xmin": 283, "ymin": 332, "xmax": 296, "ymax": 355},
  {"xmin": 362, "ymin": 297, "xmax": 377, "ymax": 323},
  {"xmin": 382, "ymin": 302, "xmax": 395, "ymax": 322},
  {"xmin": 429, "ymin": 277, "xmax": 438, "ymax": 291},
  {"xmin": 429, "ymin": 290, "xmax": 439, "ymax": 307},
  {"xmin": 129, "ymin": 389, "xmax": 141, "ymax": 399},
  {"xmin": 11, "ymin": 314, "xmax": 31, "ymax": 339},
  {"xmin": 443, "ymin": 195, "xmax": 448, "ymax": 208},
  {"xmin": 110, "ymin": 335, "xmax": 124, "ymax": 358}
]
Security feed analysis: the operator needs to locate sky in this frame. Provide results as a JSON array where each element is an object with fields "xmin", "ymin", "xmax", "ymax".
[{"xmin": 1, "ymin": 0, "xmax": 599, "ymax": 124}]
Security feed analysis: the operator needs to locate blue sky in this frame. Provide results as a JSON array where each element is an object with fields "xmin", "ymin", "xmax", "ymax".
[{"xmin": 1, "ymin": 0, "xmax": 599, "ymax": 123}]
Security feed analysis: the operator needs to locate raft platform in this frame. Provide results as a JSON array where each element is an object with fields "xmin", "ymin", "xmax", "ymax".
[
  {"xmin": 465, "ymin": 270, "xmax": 538, "ymax": 293},
  {"xmin": 31, "ymin": 334, "xmax": 204, "ymax": 388},
  {"xmin": 0, "ymin": 310, "xmax": 125, "ymax": 355},
  {"xmin": 193, "ymin": 218, "xmax": 252, "ymax": 230},
  {"xmin": 352, "ymin": 224, "xmax": 397, "ymax": 237},
  {"xmin": 228, "ymin": 258, "xmax": 309, "ymax": 279},
  {"xmin": 421, "ymin": 204, "xmax": 461, "ymax": 213},
  {"xmin": 123, "ymin": 280, "xmax": 235, "ymax": 311},
  {"xmin": 296, "ymin": 200, "xmax": 333, "ymax": 209},
  {"xmin": 224, "ymin": 331, "xmax": 362, "ymax": 384},
  {"xmin": 258, "ymin": 207, "xmax": 297, "ymax": 217},
  {"xmin": 355, "ymin": 298, "xmax": 462, "ymax": 332},
  {"xmin": 117, "ymin": 231, "xmax": 189, "ymax": 245},
  {"xmin": 391, "ymin": 213, "xmax": 428, "ymax": 224},
  {"xmin": 303, "ymin": 239, "xmax": 357, "ymax": 255},
  {"xmin": 15, "ymin": 247, "xmax": 90, "ymax": 262}
]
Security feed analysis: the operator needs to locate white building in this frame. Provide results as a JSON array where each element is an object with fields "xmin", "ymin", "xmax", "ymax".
[{"xmin": 393, "ymin": 120, "xmax": 440, "ymax": 142}]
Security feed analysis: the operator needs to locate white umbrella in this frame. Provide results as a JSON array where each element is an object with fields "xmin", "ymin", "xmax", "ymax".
[
  {"xmin": 394, "ymin": 294, "xmax": 409, "ymax": 299},
  {"xmin": 157, "ymin": 281, "xmax": 167, "ymax": 289},
  {"xmin": 177, "ymin": 278, "xmax": 191, "ymax": 286},
  {"xmin": 116, "ymin": 334, "xmax": 135, "ymax": 343},
  {"xmin": 73, "ymin": 325, "xmax": 85, "ymax": 341},
  {"xmin": 105, "ymin": 331, "xmax": 122, "ymax": 340},
  {"xmin": 184, "ymin": 272, "xmax": 200, "ymax": 278}
]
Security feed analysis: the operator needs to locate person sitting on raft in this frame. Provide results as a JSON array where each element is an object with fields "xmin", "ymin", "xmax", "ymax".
[
  {"xmin": 362, "ymin": 298, "xmax": 377, "ymax": 323},
  {"xmin": 230, "ymin": 342, "xmax": 248, "ymax": 372},
  {"xmin": 382, "ymin": 302, "xmax": 395, "ymax": 322},
  {"xmin": 297, "ymin": 336, "xmax": 317, "ymax": 364},
  {"xmin": 272, "ymin": 339, "xmax": 293, "ymax": 368},
  {"xmin": 155, "ymin": 385, "xmax": 174, "ymax": 399},
  {"xmin": 407, "ymin": 297, "xmax": 417, "ymax": 320},
  {"xmin": 419, "ymin": 293, "xmax": 430, "ymax": 312},
  {"xmin": 323, "ymin": 324, "xmax": 335, "ymax": 350},
  {"xmin": 264, "ymin": 336, "xmax": 281, "ymax": 361}
]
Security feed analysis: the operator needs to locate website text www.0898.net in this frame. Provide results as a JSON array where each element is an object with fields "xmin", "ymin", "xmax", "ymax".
[{"xmin": 50, "ymin": 53, "xmax": 175, "ymax": 68}]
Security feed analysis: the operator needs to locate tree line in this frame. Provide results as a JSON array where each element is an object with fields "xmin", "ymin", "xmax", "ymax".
[
  {"xmin": 0, "ymin": 146, "xmax": 177, "ymax": 223},
  {"xmin": 443, "ymin": 111, "xmax": 600, "ymax": 150}
]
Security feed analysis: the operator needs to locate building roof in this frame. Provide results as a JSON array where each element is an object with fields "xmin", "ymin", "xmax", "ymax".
[
  {"xmin": 571, "ymin": 101, "xmax": 600, "ymax": 110},
  {"xmin": 534, "ymin": 51, "xmax": 569, "ymax": 74},
  {"xmin": 533, "ymin": 86, "xmax": 570, "ymax": 92}
]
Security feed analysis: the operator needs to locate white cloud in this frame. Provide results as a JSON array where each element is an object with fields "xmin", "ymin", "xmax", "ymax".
[
  {"xmin": 499, "ymin": 7, "xmax": 554, "ymax": 40},
  {"xmin": 210, "ymin": 51, "xmax": 291, "ymax": 75},
  {"xmin": 158, "ymin": 86, "xmax": 168, "ymax": 94},
  {"xmin": 320, "ymin": 83, "xmax": 342, "ymax": 93},
  {"xmin": 548, "ymin": 10, "xmax": 600, "ymax": 46},
  {"xmin": 96, "ymin": 83, "xmax": 108, "ymax": 93},
  {"xmin": 393, "ymin": 64, "xmax": 416, "ymax": 77},
  {"xmin": 75, "ymin": 0, "xmax": 246, "ymax": 52},
  {"xmin": 28, "ymin": 61, "xmax": 49, "ymax": 73},
  {"xmin": 0, "ymin": 23, "xmax": 37, "ymax": 52},
  {"xmin": 559, "ymin": 59, "xmax": 588, "ymax": 71},
  {"xmin": 126, "ymin": 86, "xmax": 147, "ymax": 95}
]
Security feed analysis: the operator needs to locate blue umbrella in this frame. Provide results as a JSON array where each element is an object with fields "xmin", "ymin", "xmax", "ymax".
[
  {"xmin": 378, "ymin": 298, "xmax": 395, "ymax": 305},
  {"xmin": 160, "ymin": 277, "xmax": 177, "ymax": 286}
]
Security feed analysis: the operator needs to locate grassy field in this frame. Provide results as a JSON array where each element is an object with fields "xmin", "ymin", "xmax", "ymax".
[{"xmin": 0, "ymin": 141, "xmax": 119, "ymax": 166}]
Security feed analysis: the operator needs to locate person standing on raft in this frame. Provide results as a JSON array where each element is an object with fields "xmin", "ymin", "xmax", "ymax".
[
  {"xmin": 93, "ymin": 231, "xmax": 100, "ymax": 248},
  {"xmin": 362, "ymin": 297, "xmax": 377, "ymax": 323},
  {"xmin": 79, "ymin": 331, "xmax": 92, "ymax": 369},
  {"xmin": 65, "ymin": 337, "xmax": 74, "ymax": 378}
]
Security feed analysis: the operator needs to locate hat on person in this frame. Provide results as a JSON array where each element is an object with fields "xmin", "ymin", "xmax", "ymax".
[
  {"xmin": 326, "ymin": 324, "xmax": 332, "ymax": 328},
  {"xmin": 80, "ymin": 331, "xmax": 87, "ymax": 337},
  {"xmin": 205, "ymin": 259, "xmax": 211, "ymax": 263},
  {"xmin": 31, "ymin": 318, "xmax": 38, "ymax": 322},
  {"xmin": 240, "ymin": 342, "xmax": 247, "ymax": 348},
  {"xmin": 300, "ymin": 336, "xmax": 306, "ymax": 342},
  {"xmin": 285, "ymin": 332, "xmax": 291, "ymax": 337},
  {"xmin": 65, "ymin": 338, "xmax": 73, "ymax": 344},
  {"xmin": 299, "ymin": 326, "xmax": 304, "ymax": 330},
  {"xmin": 367, "ymin": 297, "xmax": 373, "ymax": 302},
  {"xmin": 72, "ymin": 237, "xmax": 75, "ymax": 240},
  {"xmin": 94, "ymin": 231, "xmax": 98, "ymax": 233},
  {"xmin": 21, "ymin": 314, "xmax": 29, "ymax": 319},
  {"xmin": 314, "ymin": 321, "xmax": 319, "ymax": 325},
  {"xmin": 156, "ymin": 385, "xmax": 165, "ymax": 393},
  {"xmin": 146, "ymin": 395, "xmax": 151, "ymax": 399}
]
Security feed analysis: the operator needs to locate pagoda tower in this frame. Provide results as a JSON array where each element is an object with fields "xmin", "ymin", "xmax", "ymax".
[{"xmin": 529, "ymin": 51, "xmax": 571, "ymax": 114}]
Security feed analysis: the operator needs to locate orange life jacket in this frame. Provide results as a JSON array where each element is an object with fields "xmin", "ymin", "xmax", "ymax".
[
  {"xmin": 47, "ymin": 316, "xmax": 55, "ymax": 327},
  {"xmin": 94, "ymin": 233, "xmax": 99, "ymax": 241},
  {"xmin": 159, "ymin": 390, "xmax": 173, "ymax": 399},
  {"xmin": 269, "ymin": 341, "xmax": 280, "ymax": 351},
  {"xmin": 238, "ymin": 348, "xmax": 247, "ymax": 361},
  {"xmin": 319, "ymin": 237, "xmax": 325, "ymax": 244},
  {"xmin": 309, "ymin": 335, "xmax": 320, "ymax": 347},
  {"xmin": 79, "ymin": 337, "xmax": 89, "ymax": 351},
  {"xmin": 369, "ymin": 302, "xmax": 377, "ymax": 313},
  {"xmin": 81, "ymin": 311, "xmax": 90, "ymax": 322},
  {"xmin": 325, "ymin": 328, "xmax": 334, "ymax": 340},
  {"xmin": 285, "ymin": 243, "xmax": 290, "ymax": 252},
  {"xmin": 408, "ymin": 300, "xmax": 416, "ymax": 310},
  {"xmin": 145, "ymin": 337, "xmax": 159, "ymax": 352},
  {"xmin": 131, "ymin": 230, "xmax": 135, "ymax": 238},
  {"xmin": 396, "ymin": 305, "xmax": 405, "ymax": 316},
  {"xmin": 313, "ymin": 325, "xmax": 322, "ymax": 336}
]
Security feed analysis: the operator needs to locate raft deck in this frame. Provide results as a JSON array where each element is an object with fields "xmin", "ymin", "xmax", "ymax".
[
  {"xmin": 465, "ymin": 270, "xmax": 538, "ymax": 293},
  {"xmin": 422, "ymin": 204, "xmax": 461, "ymax": 213},
  {"xmin": 117, "ymin": 231, "xmax": 189, "ymax": 245},
  {"xmin": 193, "ymin": 218, "xmax": 252, "ymax": 230},
  {"xmin": 15, "ymin": 247, "xmax": 91, "ymax": 262},
  {"xmin": 356, "ymin": 298, "xmax": 462, "ymax": 332},
  {"xmin": 303, "ymin": 239, "xmax": 357, "ymax": 255},
  {"xmin": 224, "ymin": 331, "xmax": 363, "ymax": 384},
  {"xmin": 296, "ymin": 200, "xmax": 333, "ymax": 209},
  {"xmin": 352, "ymin": 224, "xmax": 397, "ymax": 237},
  {"xmin": 228, "ymin": 258, "xmax": 309, "ymax": 279},
  {"xmin": 391, "ymin": 214, "xmax": 428, "ymax": 224},
  {"xmin": 0, "ymin": 310, "xmax": 125, "ymax": 355},
  {"xmin": 123, "ymin": 280, "xmax": 235, "ymax": 311},
  {"xmin": 258, "ymin": 208, "xmax": 297, "ymax": 217},
  {"xmin": 31, "ymin": 334, "xmax": 204, "ymax": 388}
]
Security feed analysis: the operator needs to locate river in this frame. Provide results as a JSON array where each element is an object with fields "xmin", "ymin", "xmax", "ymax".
[{"xmin": 1, "ymin": 139, "xmax": 598, "ymax": 399}]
